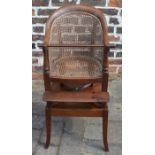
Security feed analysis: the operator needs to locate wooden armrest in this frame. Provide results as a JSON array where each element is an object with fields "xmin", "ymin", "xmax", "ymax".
[{"xmin": 38, "ymin": 44, "xmax": 116, "ymax": 48}]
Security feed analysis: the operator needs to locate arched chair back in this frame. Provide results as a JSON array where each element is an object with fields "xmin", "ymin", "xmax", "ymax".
[{"xmin": 44, "ymin": 5, "xmax": 109, "ymax": 87}]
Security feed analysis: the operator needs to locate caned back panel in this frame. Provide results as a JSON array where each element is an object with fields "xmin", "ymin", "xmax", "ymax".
[{"xmin": 45, "ymin": 6, "xmax": 107, "ymax": 79}]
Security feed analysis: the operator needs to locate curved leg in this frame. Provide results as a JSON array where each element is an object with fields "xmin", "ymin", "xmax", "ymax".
[
  {"xmin": 103, "ymin": 110, "xmax": 109, "ymax": 151},
  {"xmin": 45, "ymin": 106, "xmax": 51, "ymax": 149}
]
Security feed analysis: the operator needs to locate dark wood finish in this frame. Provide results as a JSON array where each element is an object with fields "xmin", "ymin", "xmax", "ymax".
[
  {"xmin": 40, "ymin": 4, "xmax": 115, "ymax": 151},
  {"xmin": 49, "ymin": 108, "xmax": 107, "ymax": 117},
  {"xmin": 45, "ymin": 105, "xmax": 51, "ymax": 148},
  {"xmin": 42, "ymin": 47, "xmax": 51, "ymax": 91},
  {"xmin": 103, "ymin": 104, "xmax": 109, "ymax": 151},
  {"xmin": 43, "ymin": 91, "xmax": 109, "ymax": 103}
]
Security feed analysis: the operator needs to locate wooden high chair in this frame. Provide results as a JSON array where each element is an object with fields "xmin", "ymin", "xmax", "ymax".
[{"xmin": 40, "ymin": 5, "xmax": 115, "ymax": 151}]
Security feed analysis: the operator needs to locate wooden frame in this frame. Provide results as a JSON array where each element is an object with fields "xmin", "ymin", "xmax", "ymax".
[{"xmin": 40, "ymin": 4, "xmax": 115, "ymax": 152}]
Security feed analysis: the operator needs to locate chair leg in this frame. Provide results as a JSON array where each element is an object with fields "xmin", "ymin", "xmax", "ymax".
[
  {"xmin": 45, "ymin": 107, "xmax": 51, "ymax": 149},
  {"xmin": 103, "ymin": 112, "xmax": 109, "ymax": 151}
]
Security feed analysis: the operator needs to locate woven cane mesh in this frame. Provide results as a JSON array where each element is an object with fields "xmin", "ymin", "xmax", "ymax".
[{"xmin": 48, "ymin": 11, "xmax": 103, "ymax": 79}]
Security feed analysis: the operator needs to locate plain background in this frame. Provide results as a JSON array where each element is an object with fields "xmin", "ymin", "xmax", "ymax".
[{"xmin": 0, "ymin": 0, "xmax": 155, "ymax": 155}]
